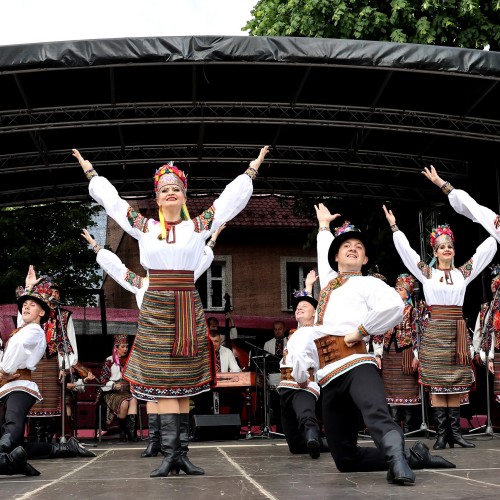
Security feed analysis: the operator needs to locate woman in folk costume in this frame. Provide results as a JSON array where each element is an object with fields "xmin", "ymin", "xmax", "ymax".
[
  {"xmin": 81, "ymin": 226, "xmax": 220, "ymax": 459},
  {"xmin": 373, "ymin": 274, "xmax": 421, "ymax": 433},
  {"xmin": 383, "ymin": 205, "xmax": 497, "ymax": 449},
  {"xmin": 73, "ymin": 146, "xmax": 269, "ymax": 477},
  {"xmin": 475, "ymin": 265, "xmax": 500, "ymax": 403},
  {"xmin": 98, "ymin": 335, "xmax": 136, "ymax": 441}
]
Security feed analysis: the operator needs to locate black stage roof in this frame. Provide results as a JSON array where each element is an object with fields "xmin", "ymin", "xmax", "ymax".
[{"xmin": 0, "ymin": 35, "xmax": 499, "ymax": 209}]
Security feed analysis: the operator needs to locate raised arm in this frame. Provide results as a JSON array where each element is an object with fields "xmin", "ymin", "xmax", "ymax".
[{"xmin": 314, "ymin": 203, "xmax": 340, "ymax": 288}]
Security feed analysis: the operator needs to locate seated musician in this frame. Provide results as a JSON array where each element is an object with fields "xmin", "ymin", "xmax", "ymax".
[
  {"xmin": 277, "ymin": 271, "xmax": 328, "ymax": 459},
  {"xmin": 192, "ymin": 332, "xmax": 243, "ymax": 415}
]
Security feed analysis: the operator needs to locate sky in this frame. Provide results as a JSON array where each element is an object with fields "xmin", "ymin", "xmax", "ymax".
[{"xmin": 0, "ymin": 0, "xmax": 258, "ymax": 46}]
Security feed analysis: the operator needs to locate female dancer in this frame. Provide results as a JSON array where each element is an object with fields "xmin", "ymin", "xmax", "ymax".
[
  {"xmin": 373, "ymin": 274, "xmax": 420, "ymax": 433},
  {"xmin": 81, "ymin": 226, "xmax": 222, "ymax": 460},
  {"xmin": 383, "ymin": 205, "xmax": 496, "ymax": 449},
  {"xmin": 73, "ymin": 146, "xmax": 269, "ymax": 477}
]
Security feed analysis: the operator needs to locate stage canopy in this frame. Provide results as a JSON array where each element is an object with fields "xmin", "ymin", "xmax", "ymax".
[{"xmin": 1, "ymin": 35, "xmax": 499, "ymax": 209}]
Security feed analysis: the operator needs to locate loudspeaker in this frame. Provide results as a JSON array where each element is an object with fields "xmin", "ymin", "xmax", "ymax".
[{"xmin": 192, "ymin": 414, "xmax": 241, "ymax": 441}]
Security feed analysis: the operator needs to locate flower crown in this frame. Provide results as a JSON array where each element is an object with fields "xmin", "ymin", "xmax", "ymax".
[
  {"xmin": 491, "ymin": 263, "xmax": 500, "ymax": 278},
  {"xmin": 153, "ymin": 164, "xmax": 187, "ymax": 192},
  {"xmin": 334, "ymin": 220, "xmax": 361, "ymax": 238},
  {"xmin": 429, "ymin": 224, "xmax": 454, "ymax": 249},
  {"xmin": 395, "ymin": 273, "xmax": 416, "ymax": 294}
]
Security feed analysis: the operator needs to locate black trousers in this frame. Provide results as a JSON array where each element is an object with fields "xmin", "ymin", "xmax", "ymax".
[
  {"xmin": 0, "ymin": 391, "xmax": 37, "ymax": 450},
  {"xmin": 279, "ymin": 388, "xmax": 320, "ymax": 454},
  {"xmin": 322, "ymin": 363, "xmax": 402, "ymax": 472}
]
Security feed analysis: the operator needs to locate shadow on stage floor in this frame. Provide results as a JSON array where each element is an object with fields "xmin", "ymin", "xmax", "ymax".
[{"xmin": 2, "ymin": 435, "xmax": 500, "ymax": 499}]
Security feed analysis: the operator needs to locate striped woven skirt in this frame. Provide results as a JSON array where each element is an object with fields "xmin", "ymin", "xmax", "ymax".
[
  {"xmin": 382, "ymin": 348, "xmax": 421, "ymax": 405},
  {"xmin": 495, "ymin": 352, "xmax": 500, "ymax": 403},
  {"xmin": 123, "ymin": 270, "xmax": 215, "ymax": 401},
  {"xmin": 419, "ymin": 305, "xmax": 472, "ymax": 394},
  {"xmin": 102, "ymin": 390, "xmax": 133, "ymax": 425},
  {"xmin": 28, "ymin": 355, "xmax": 61, "ymax": 417}
]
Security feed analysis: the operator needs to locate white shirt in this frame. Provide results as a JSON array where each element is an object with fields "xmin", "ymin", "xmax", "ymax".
[
  {"xmin": 89, "ymin": 174, "xmax": 253, "ymax": 274},
  {"xmin": 277, "ymin": 326, "xmax": 320, "ymax": 399},
  {"xmin": 311, "ymin": 231, "xmax": 404, "ymax": 386},
  {"xmin": 263, "ymin": 337, "xmax": 288, "ymax": 355},
  {"xmin": 448, "ymin": 189, "xmax": 500, "ymax": 243},
  {"xmin": 0, "ymin": 322, "xmax": 46, "ymax": 400},
  {"xmin": 393, "ymin": 230, "xmax": 497, "ymax": 306},
  {"xmin": 217, "ymin": 345, "xmax": 241, "ymax": 373}
]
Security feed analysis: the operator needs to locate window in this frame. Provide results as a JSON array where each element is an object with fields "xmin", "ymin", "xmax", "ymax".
[
  {"xmin": 196, "ymin": 256, "xmax": 232, "ymax": 311},
  {"xmin": 280, "ymin": 257, "xmax": 318, "ymax": 311}
]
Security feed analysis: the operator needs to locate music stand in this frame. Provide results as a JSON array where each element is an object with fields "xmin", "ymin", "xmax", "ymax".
[
  {"xmin": 467, "ymin": 287, "xmax": 500, "ymax": 440},
  {"xmin": 245, "ymin": 342, "xmax": 284, "ymax": 439},
  {"xmin": 404, "ymin": 293, "xmax": 435, "ymax": 438}
]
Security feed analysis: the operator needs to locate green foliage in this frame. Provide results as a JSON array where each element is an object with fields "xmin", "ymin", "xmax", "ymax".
[
  {"xmin": 244, "ymin": 0, "xmax": 500, "ymax": 50},
  {"xmin": 0, "ymin": 202, "xmax": 102, "ymax": 306}
]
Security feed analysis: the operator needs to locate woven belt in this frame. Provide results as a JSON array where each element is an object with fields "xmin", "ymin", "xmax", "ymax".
[
  {"xmin": 280, "ymin": 367, "xmax": 314, "ymax": 382},
  {"xmin": 314, "ymin": 335, "xmax": 367, "ymax": 369},
  {"xmin": 0, "ymin": 368, "xmax": 32, "ymax": 388}
]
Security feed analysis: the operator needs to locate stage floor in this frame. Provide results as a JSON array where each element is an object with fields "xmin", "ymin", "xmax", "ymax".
[{"xmin": 2, "ymin": 434, "xmax": 500, "ymax": 499}]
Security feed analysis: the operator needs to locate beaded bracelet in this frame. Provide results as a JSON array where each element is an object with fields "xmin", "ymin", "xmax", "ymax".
[
  {"xmin": 85, "ymin": 168, "xmax": 98, "ymax": 181},
  {"xmin": 245, "ymin": 166, "xmax": 258, "ymax": 180},
  {"xmin": 357, "ymin": 324, "xmax": 368, "ymax": 338},
  {"xmin": 390, "ymin": 224, "xmax": 399, "ymax": 233},
  {"xmin": 440, "ymin": 181, "xmax": 454, "ymax": 195},
  {"xmin": 92, "ymin": 244, "xmax": 101, "ymax": 254},
  {"xmin": 318, "ymin": 226, "xmax": 331, "ymax": 233},
  {"xmin": 207, "ymin": 240, "xmax": 216, "ymax": 249}
]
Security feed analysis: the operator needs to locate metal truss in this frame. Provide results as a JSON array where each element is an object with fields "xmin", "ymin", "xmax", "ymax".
[
  {"xmin": 0, "ymin": 144, "xmax": 468, "ymax": 177},
  {"xmin": 1, "ymin": 102, "xmax": 500, "ymax": 142}
]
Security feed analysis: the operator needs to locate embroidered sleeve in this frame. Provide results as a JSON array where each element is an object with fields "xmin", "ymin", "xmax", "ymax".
[
  {"xmin": 495, "ymin": 215, "xmax": 500, "ymax": 230},
  {"xmin": 99, "ymin": 359, "xmax": 112, "ymax": 385},
  {"xmin": 126, "ymin": 206, "xmax": 149, "ymax": 233},
  {"xmin": 124, "ymin": 270, "xmax": 144, "ymax": 289},
  {"xmin": 192, "ymin": 205, "xmax": 216, "ymax": 233},
  {"xmin": 417, "ymin": 261, "xmax": 432, "ymax": 279},
  {"xmin": 458, "ymin": 259, "xmax": 473, "ymax": 279}
]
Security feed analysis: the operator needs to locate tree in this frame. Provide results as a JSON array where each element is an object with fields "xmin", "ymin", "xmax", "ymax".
[
  {"xmin": 0, "ymin": 202, "xmax": 103, "ymax": 306},
  {"xmin": 244, "ymin": 0, "xmax": 500, "ymax": 50}
]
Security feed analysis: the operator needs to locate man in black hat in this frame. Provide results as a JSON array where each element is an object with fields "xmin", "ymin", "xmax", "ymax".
[
  {"xmin": 290, "ymin": 204, "xmax": 455, "ymax": 485},
  {"xmin": 276, "ymin": 270, "xmax": 327, "ymax": 459}
]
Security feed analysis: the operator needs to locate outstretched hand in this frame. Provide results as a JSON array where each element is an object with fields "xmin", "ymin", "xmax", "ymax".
[
  {"xmin": 422, "ymin": 165, "xmax": 445, "ymax": 188},
  {"xmin": 314, "ymin": 203, "xmax": 340, "ymax": 225},
  {"xmin": 382, "ymin": 205, "xmax": 396, "ymax": 226},
  {"xmin": 25, "ymin": 265, "xmax": 43, "ymax": 290},
  {"xmin": 81, "ymin": 228, "xmax": 97, "ymax": 247},
  {"xmin": 304, "ymin": 270, "xmax": 318, "ymax": 292},
  {"xmin": 72, "ymin": 149, "xmax": 94, "ymax": 173},
  {"xmin": 249, "ymin": 146, "xmax": 270, "ymax": 170}
]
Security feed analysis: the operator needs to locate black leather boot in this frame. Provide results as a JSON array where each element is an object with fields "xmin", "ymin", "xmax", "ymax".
[
  {"xmin": 406, "ymin": 441, "xmax": 455, "ymax": 469},
  {"xmin": 118, "ymin": 418, "xmax": 127, "ymax": 442},
  {"xmin": 50, "ymin": 437, "xmax": 96, "ymax": 458},
  {"xmin": 304, "ymin": 427, "xmax": 321, "ymax": 460},
  {"xmin": 0, "ymin": 446, "xmax": 40, "ymax": 476},
  {"xmin": 150, "ymin": 414, "xmax": 181, "ymax": 478},
  {"xmin": 126, "ymin": 414, "xmax": 137, "ymax": 442},
  {"xmin": 141, "ymin": 414, "xmax": 161, "ymax": 458},
  {"xmin": 320, "ymin": 436, "xmax": 330, "ymax": 453},
  {"xmin": 389, "ymin": 406, "xmax": 402, "ymax": 428},
  {"xmin": 174, "ymin": 413, "xmax": 204, "ymax": 474},
  {"xmin": 0, "ymin": 433, "xmax": 14, "ymax": 453},
  {"xmin": 381, "ymin": 430, "xmax": 415, "ymax": 485},
  {"xmin": 402, "ymin": 407, "xmax": 414, "ymax": 434},
  {"xmin": 448, "ymin": 407, "xmax": 475, "ymax": 448},
  {"xmin": 432, "ymin": 407, "xmax": 448, "ymax": 450}
]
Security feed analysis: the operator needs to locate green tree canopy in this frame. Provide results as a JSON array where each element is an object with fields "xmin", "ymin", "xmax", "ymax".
[
  {"xmin": 0, "ymin": 202, "xmax": 102, "ymax": 306},
  {"xmin": 244, "ymin": 0, "xmax": 500, "ymax": 50}
]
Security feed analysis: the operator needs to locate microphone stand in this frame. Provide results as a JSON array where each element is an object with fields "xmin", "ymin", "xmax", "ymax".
[
  {"xmin": 244, "ymin": 341, "xmax": 283, "ymax": 439},
  {"xmin": 404, "ymin": 292, "xmax": 435, "ymax": 438},
  {"xmin": 55, "ymin": 302, "xmax": 74, "ymax": 443},
  {"xmin": 468, "ymin": 287, "xmax": 500, "ymax": 440}
]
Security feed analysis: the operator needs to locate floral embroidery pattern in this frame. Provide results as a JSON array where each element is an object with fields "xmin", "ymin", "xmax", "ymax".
[
  {"xmin": 458, "ymin": 259, "xmax": 473, "ymax": 279},
  {"xmin": 192, "ymin": 205, "xmax": 216, "ymax": 233},
  {"xmin": 494, "ymin": 215, "xmax": 500, "ymax": 230},
  {"xmin": 125, "ymin": 270, "xmax": 144, "ymax": 289},
  {"xmin": 417, "ymin": 261, "xmax": 432, "ymax": 279},
  {"xmin": 126, "ymin": 206, "xmax": 149, "ymax": 233}
]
